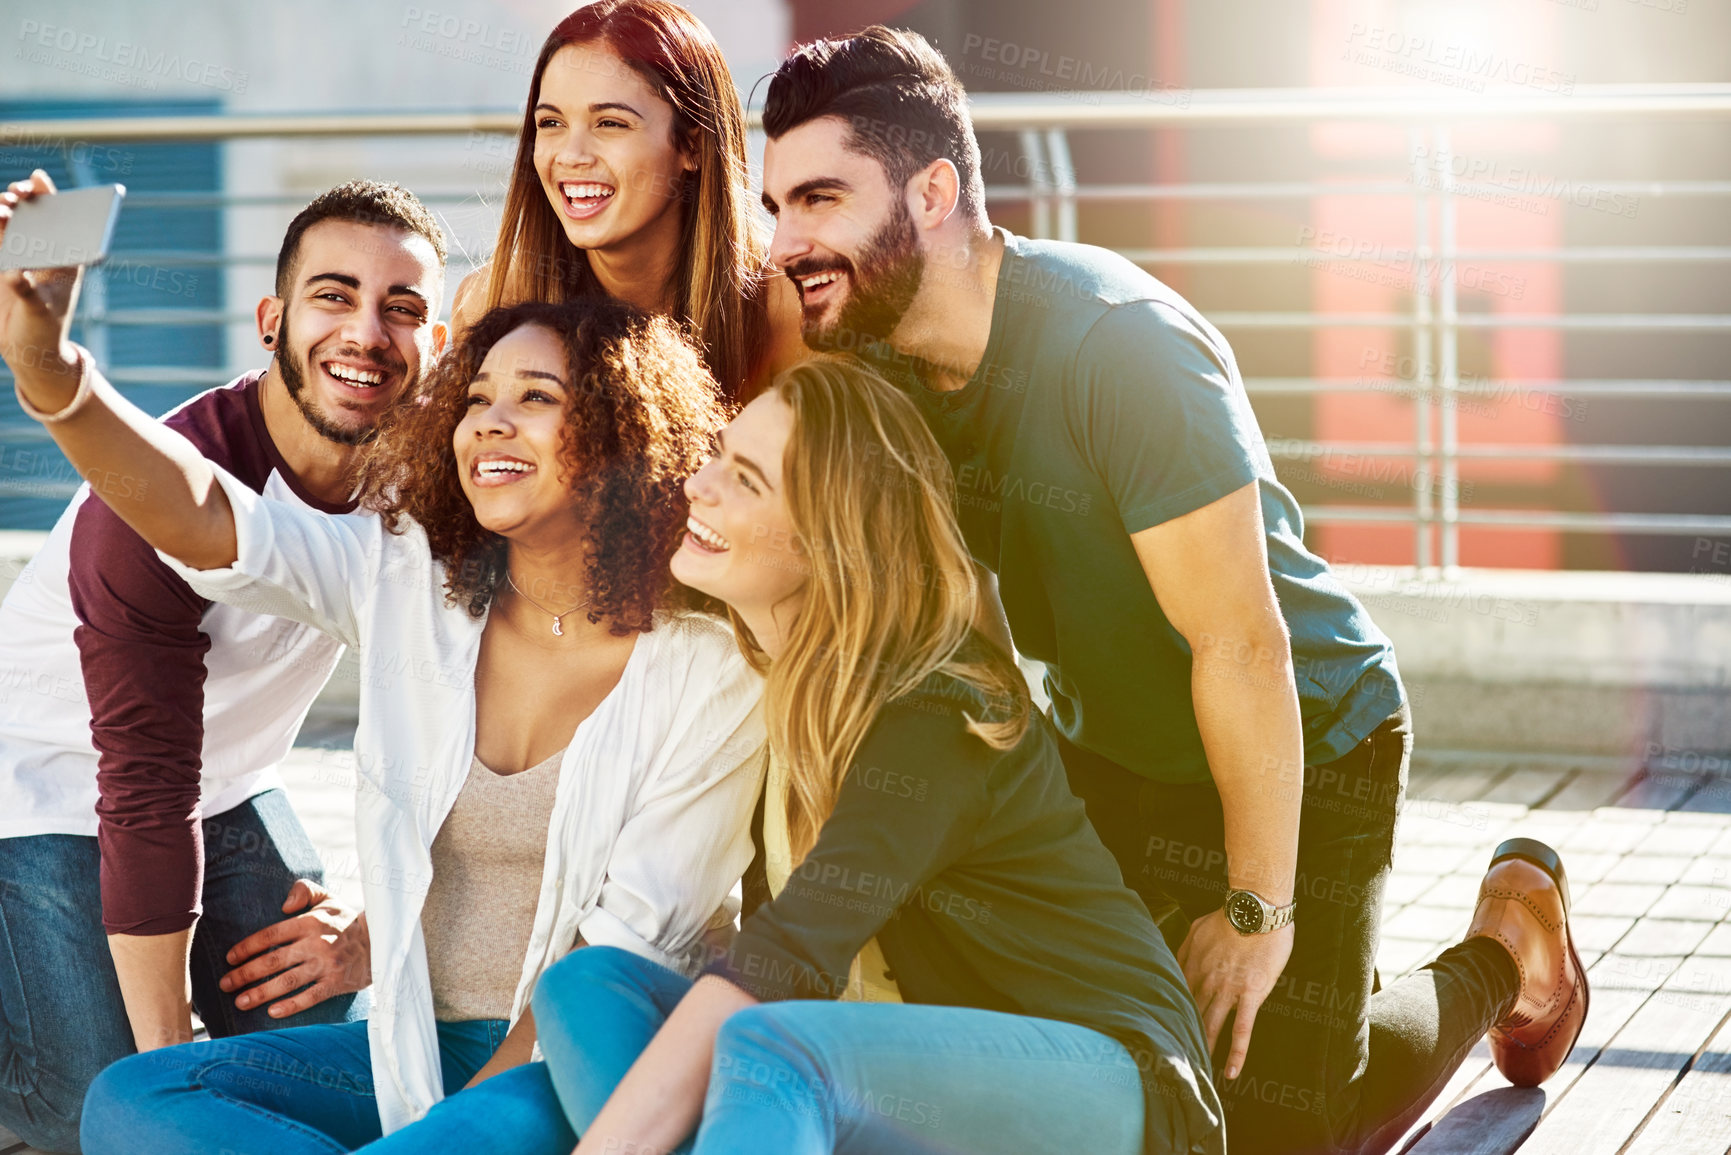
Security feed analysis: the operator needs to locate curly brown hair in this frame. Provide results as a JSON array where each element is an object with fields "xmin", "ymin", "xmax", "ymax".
[{"xmin": 355, "ymin": 298, "xmax": 726, "ymax": 634}]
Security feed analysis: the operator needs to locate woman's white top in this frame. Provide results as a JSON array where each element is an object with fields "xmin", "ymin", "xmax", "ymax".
[{"xmin": 161, "ymin": 465, "xmax": 767, "ymax": 1133}]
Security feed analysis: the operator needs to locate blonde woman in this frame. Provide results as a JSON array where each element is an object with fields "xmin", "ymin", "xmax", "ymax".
[
  {"xmin": 526, "ymin": 357, "xmax": 1226, "ymax": 1155},
  {"xmin": 453, "ymin": 0, "xmax": 804, "ymax": 400}
]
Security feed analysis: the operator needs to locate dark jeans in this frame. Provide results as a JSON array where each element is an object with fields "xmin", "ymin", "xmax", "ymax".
[
  {"xmin": 1058, "ymin": 705, "xmax": 1519, "ymax": 1155},
  {"xmin": 0, "ymin": 789, "xmax": 368, "ymax": 1154}
]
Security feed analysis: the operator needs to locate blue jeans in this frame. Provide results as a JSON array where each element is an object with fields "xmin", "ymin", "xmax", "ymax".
[
  {"xmin": 0, "ymin": 790, "xmax": 367, "ymax": 1153},
  {"xmin": 78, "ymin": 1017, "xmax": 572, "ymax": 1155},
  {"xmin": 531, "ymin": 946, "xmax": 1148, "ymax": 1155}
]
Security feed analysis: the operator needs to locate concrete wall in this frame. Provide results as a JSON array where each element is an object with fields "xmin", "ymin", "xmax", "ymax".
[
  {"xmin": 3, "ymin": 526, "xmax": 1725, "ymax": 758},
  {"xmin": 1340, "ymin": 566, "xmax": 1731, "ymax": 760}
]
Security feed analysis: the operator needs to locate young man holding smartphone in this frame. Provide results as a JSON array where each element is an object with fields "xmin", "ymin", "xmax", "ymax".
[
  {"xmin": 756, "ymin": 29, "xmax": 1587, "ymax": 1154},
  {"xmin": 0, "ymin": 174, "xmax": 447, "ymax": 1153}
]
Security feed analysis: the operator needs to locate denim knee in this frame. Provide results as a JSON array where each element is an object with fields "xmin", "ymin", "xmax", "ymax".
[
  {"xmin": 80, "ymin": 1049, "xmax": 175, "ymax": 1155},
  {"xmin": 708, "ymin": 1005, "xmax": 829, "ymax": 1119},
  {"xmin": 532, "ymin": 945, "xmax": 645, "ymax": 1026}
]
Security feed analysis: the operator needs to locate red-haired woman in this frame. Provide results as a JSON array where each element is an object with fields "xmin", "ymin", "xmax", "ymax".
[{"xmin": 453, "ymin": 0, "xmax": 805, "ymax": 402}]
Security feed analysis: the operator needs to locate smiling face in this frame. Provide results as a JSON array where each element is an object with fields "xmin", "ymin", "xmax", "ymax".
[
  {"xmin": 763, "ymin": 116, "xmax": 926, "ymax": 351},
  {"xmin": 453, "ymin": 323, "xmax": 580, "ymax": 544},
  {"xmin": 272, "ymin": 219, "xmax": 442, "ymax": 444},
  {"xmin": 673, "ymin": 392, "xmax": 807, "ymax": 633},
  {"xmin": 532, "ymin": 41, "xmax": 694, "ymax": 259}
]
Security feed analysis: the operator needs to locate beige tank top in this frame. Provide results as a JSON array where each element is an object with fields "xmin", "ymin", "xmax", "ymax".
[
  {"xmin": 422, "ymin": 747, "xmax": 564, "ymax": 1022},
  {"xmin": 763, "ymin": 750, "xmax": 903, "ymax": 1003}
]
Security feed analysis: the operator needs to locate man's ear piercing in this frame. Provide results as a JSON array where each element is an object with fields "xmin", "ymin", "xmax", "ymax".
[{"xmin": 263, "ymin": 334, "xmax": 273, "ymax": 345}]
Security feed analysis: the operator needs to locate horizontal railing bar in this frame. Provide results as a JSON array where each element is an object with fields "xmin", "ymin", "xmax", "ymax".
[
  {"xmin": 5, "ymin": 85, "xmax": 1731, "ymax": 144},
  {"xmin": 117, "ymin": 192, "xmax": 492, "ymax": 208},
  {"xmin": 79, "ymin": 245, "xmax": 1731, "ymax": 271},
  {"xmin": 1120, "ymin": 246, "xmax": 1731, "ymax": 265},
  {"xmin": 0, "ymin": 481, "xmax": 79, "ymax": 498},
  {"xmin": 1305, "ymin": 507, "xmax": 1731, "ymax": 534},
  {"xmin": 961, "ymin": 86, "xmax": 1731, "ymax": 128},
  {"xmin": 1209, "ymin": 312, "xmax": 1731, "ymax": 330},
  {"xmin": 987, "ymin": 179, "xmax": 1731, "ymax": 202},
  {"xmin": 1245, "ymin": 378, "xmax": 1731, "ymax": 398},
  {"xmin": 72, "ymin": 370, "xmax": 1731, "ymax": 400},
  {"xmin": 107, "ymin": 181, "xmax": 1731, "ymax": 208},
  {"xmin": 108, "ymin": 180, "xmax": 1731, "ymax": 209},
  {"xmin": 1453, "ymin": 314, "xmax": 1731, "ymax": 330},
  {"xmin": 70, "ymin": 308, "xmax": 1731, "ymax": 333},
  {"xmin": 102, "ymin": 368, "xmax": 247, "ymax": 387},
  {"xmin": 1269, "ymin": 439, "xmax": 1731, "ymax": 465},
  {"xmin": 75, "ymin": 368, "xmax": 1725, "ymax": 399},
  {"xmin": 80, "ymin": 252, "xmax": 490, "ymax": 270}
]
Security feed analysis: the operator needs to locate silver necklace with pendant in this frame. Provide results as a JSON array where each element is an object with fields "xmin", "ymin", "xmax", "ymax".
[{"xmin": 506, "ymin": 572, "xmax": 591, "ymax": 637}]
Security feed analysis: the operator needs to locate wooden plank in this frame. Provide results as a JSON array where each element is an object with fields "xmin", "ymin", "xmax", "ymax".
[
  {"xmin": 1404, "ymin": 1087, "xmax": 1546, "ymax": 1155},
  {"xmin": 1612, "ymin": 919, "xmax": 1716, "ymax": 958},
  {"xmin": 1616, "ymin": 770, "xmax": 1706, "ymax": 811},
  {"xmin": 1468, "ymin": 986, "xmax": 1662, "ymax": 1113},
  {"xmin": 1480, "ymin": 767, "xmax": 1574, "ymax": 808},
  {"xmin": 1422, "ymin": 762, "xmax": 1518, "ymax": 804},
  {"xmin": 1539, "ymin": 770, "xmax": 1639, "ymax": 812},
  {"xmin": 1676, "ymin": 775, "xmax": 1731, "ymax": 814},
  {"xmin": 1574, "ymin": 882, "xmax": 1670, "ymax": 920},
  {"xmin": 1622, "ymin": 1007, "xmax": 1731, "ymax": 1153},
  {"xmin": 1394, "ymin": 1050, "xmax": 1498, "ymax": 1153},
  {"xmin": 1520, "ymin": 988, "xmax": 1731, "ymax": 1153}
]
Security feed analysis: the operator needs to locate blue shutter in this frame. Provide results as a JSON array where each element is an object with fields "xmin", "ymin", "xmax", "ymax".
[{"xmin": 0, "ymin": 99, "xmax": 222, "ymax": 528}]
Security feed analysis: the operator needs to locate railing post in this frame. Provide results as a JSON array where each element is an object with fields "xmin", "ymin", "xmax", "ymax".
[
  {"xmin": 1044, "ymin": 128, "xmax": 1078, "ymax": 243},
  {"xmin": 68, "ymin": 152, "xmax": 110, "ymax": 379},
  {"xmin": 1434, "ymin": 126, "xmax": 1461, "ymax": 571},
  {"xmin": 1017, "ymin": 129, "xmax": 1052, "ymax": 240},
  {"xmin": 1408, "ymin": 126, "xmax": 1435, "ymax": 571}
]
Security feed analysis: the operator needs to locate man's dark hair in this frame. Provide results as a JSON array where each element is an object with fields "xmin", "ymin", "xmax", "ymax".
[
  {"xmin": 763, "ymin": 26, "xmax": 985, "ymax": 222},
  {"xmin": 274, "ymin": 180, "xmax": 448, "ymax": 297}
]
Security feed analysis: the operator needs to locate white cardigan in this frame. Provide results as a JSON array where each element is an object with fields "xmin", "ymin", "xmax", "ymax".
[{"xmin": 163, "ymin": 466, "xmax": 767, "ymax": 1133}]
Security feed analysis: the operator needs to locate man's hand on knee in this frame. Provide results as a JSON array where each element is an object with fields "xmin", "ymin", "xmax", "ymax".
[{"xmin": 219, "ymin": 880, "xmax": 370, "ymax": 1018}]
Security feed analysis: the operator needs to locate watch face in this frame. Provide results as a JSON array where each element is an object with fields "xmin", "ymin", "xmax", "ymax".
[{"xmin": 1226, "ymin": 891, "xmax": 1265, "ymax": 933}]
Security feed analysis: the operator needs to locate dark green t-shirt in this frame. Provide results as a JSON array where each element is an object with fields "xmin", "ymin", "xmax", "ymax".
[{"xmin": 861, "ymin": 229, "xmax": 1405, "ymax": 785}]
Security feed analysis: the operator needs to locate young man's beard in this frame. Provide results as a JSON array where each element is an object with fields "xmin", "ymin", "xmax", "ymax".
[
  {"xmin": 274, "ymin": 318, "xmax": 379, "ymax": 447},
  {"xmin": 802, "ymin": 197, "xmax": 924, "ymax": 353}
]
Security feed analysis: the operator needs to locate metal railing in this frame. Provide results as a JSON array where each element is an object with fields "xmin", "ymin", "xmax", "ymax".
[{"xmin": 3, "ymin": 83, "xmax": 1729, "ymax": 566}]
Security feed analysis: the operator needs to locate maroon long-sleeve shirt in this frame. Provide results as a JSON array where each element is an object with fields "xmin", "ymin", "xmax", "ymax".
[{"xmin": 0, "ymin": 372, "xmax": 353, "ymax": 934}]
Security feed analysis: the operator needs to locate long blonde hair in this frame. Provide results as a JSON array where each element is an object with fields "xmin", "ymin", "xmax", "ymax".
[
  {"xmin": 741, "ymin": 356, "xmax": 1030, "ymax": 858},
  {"xmin": 484, "ymin": 0, "xmax": 770, "ymax": 400}
]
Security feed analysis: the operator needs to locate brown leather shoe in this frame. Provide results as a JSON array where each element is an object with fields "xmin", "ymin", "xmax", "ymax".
[{"xmin": 1465, "ymin": 837, "xmax": 1589, "ymax": 1087}]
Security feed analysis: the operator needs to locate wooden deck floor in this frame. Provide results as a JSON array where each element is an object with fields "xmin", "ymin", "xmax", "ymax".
[
  {"xmin": 1386, "ymin": 752, "xmax": 1731, "ymax": 1154},
  {"xmin": 6, "ymin": 745, "xmax": 1731, "ymax": 1154}
]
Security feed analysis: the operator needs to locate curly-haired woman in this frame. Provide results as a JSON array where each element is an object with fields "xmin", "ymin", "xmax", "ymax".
[{"xmin": 16, "ymin": 296, "xmax": 769, "ymax": 1154}]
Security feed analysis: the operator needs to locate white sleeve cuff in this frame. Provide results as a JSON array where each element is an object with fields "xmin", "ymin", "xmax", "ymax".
[
  {"xmin": 577, "ymin": 905, "xmax": 692, "ymax": 976},
  {"xmin": 153, "ymin": 463, "xmax": 273, "ymax": 596}
]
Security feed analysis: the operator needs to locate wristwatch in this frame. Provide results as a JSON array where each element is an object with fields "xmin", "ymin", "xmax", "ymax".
[{"xmin": 1223, "ymin": 888, "xmax": 1297, "ymax": 935}]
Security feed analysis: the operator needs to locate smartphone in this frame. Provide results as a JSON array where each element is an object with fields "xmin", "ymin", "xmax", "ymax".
[{"xmin": 0, "ymin": 184, "xmax": 126, "ymax": 271}]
